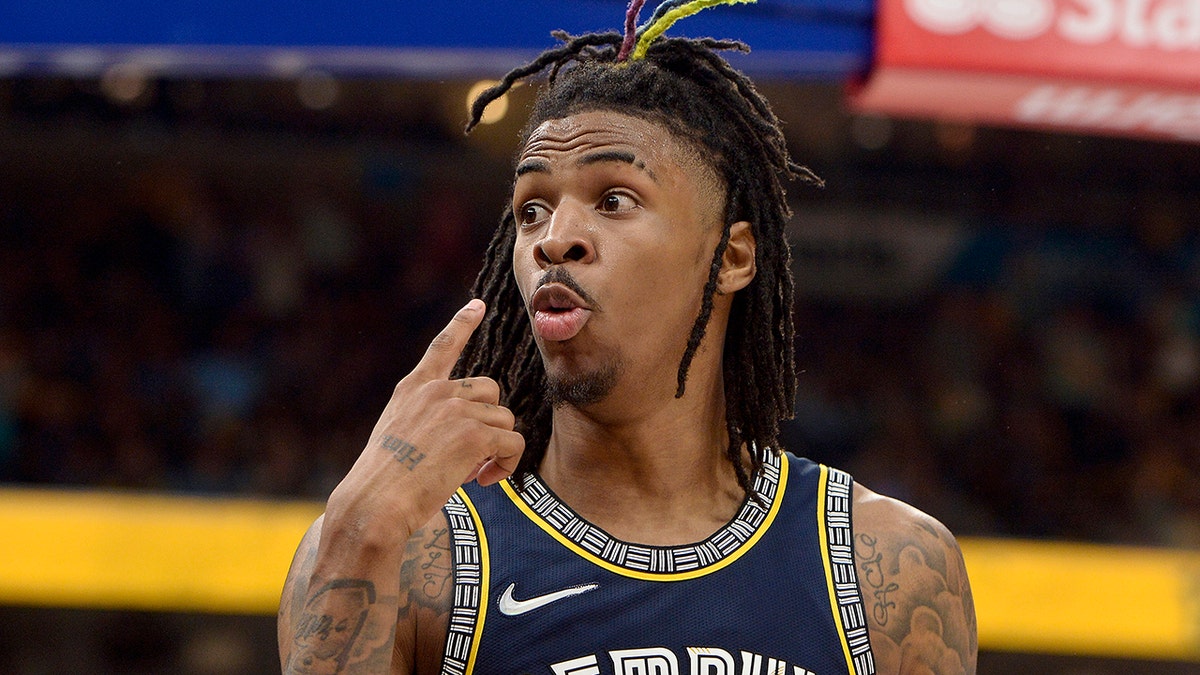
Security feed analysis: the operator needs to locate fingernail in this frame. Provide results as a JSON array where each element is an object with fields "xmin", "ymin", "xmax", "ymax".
[{"xmin": 466, "ymin": 298, "xmax": 484, "ymax": 312}]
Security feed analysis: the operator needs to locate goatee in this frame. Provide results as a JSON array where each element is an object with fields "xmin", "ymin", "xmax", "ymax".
[{"xmin": 545, "ymin": 362, "xmax": 621, "ymax": 407}]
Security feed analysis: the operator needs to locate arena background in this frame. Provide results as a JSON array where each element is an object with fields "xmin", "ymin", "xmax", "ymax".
[{"xmin": 1, "ymin": 1, "xmax": 1199, "ymax": 673}]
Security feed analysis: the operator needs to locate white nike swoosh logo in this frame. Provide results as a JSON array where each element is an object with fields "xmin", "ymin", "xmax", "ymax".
[{"xmin": 497, "ymin": 582, "xmax": 599, "ymax": 616}]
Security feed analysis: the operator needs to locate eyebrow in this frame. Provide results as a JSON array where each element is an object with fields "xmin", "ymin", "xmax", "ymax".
[
  {"xmin": 578, "ymin": 150, "xmax": 657, "ymax": 182},
  {"xmin": 515, "ymin": 159, "xmax": 550, "ymax": 177},
  {"xmin": 513, "ymin": 150, "xmax": 658, "ymax": 182},
  {"xmin": 577, "ymin": 150, "xmax": 636, "ymax": 167}
]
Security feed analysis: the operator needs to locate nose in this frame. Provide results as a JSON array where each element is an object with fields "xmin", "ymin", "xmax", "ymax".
[{"xmin": 533, "ymin": 204, "xmax": 595, "ymax": 268}]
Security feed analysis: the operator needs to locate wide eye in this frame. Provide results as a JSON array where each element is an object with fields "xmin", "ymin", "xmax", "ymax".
[
  {"xmin": 518, "ymin": 202, "xmax": 550, "ymax": 226},
  {"xmin": 598, "ymin": 192, "xmax": 637, "ymax": 214},
  {"xmin": 597, "ymin": 192, "xmax": 638, "ymax": 212}
]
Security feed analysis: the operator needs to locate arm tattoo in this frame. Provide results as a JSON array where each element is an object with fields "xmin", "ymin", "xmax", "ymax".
[
  {"xmin": 855, "ymin": 522, "xmax": 977, "ymax": 674},
  {"xmin": 289, "ymin": 579, "xmax": 377, "ymax": 674},
  {"xmin": 394, "ymin": 521, "xmax": 455, "ymax": 672},
  {"xmin": 856, "ymin": 533, "xmax": 900, "ymax": 625},
  {"xmin": 379, "ymin": 434, "xmax": 425, "ymax": 470},
  {"xmin": 281, "ymin": 543, "xmax": 318, "ymax": 626},
  {"xmin": 400, "ymin": 526, "xmax": 454, "ymax": 612}
]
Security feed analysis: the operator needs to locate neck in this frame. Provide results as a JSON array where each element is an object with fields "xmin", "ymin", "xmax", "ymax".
[{"xmin": 536, "ymin": 369, "xmax": 746, "ymax": 546}]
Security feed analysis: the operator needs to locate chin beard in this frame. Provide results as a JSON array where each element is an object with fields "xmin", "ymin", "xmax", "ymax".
[{"xmin": 544, "ymin": 362, "xmax": 621, "ymax": 408}]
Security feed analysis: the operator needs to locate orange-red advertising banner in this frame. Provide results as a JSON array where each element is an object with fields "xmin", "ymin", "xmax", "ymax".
[{"xmin": 852, "ymin": 0, "xmax": 1200, "ymax": 141}]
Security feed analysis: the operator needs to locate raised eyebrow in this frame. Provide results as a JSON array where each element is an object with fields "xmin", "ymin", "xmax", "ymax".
[
  {"xmin": 515, "ymin": 159, "xmax": 550, "ymax": 178},
  {"xmin": 577, "ymin": 150, "xmax": 658, "ymax": 182}
]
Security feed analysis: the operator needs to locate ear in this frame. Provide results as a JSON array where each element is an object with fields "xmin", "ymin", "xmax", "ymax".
[{"xmin": 717, "ymin": 221, "xmax": 756, "ymax": 294}]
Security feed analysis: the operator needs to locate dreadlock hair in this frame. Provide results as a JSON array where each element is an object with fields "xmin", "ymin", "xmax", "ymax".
[{"xmin": 452, "ymin": 0, "xmax": 822, "ymax": 497}]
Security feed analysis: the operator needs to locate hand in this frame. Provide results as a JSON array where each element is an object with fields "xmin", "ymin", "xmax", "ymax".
[{"xmin": 326, "ymin": 299, "xmax": 525, "ymax": 541}]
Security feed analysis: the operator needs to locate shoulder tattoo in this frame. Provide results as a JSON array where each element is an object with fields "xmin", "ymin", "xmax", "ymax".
[{"xmin": 855, "ymin": 518, "xmax": 977, "ymax": 674}]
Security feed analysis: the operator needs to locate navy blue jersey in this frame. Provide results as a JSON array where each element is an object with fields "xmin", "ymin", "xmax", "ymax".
[{"xmin": 440, "ymin": 452, "xmax": 875, "ymax": 675}]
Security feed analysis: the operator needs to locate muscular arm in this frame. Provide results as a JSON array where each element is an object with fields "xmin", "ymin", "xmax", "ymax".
[
  {"xmin": 278, "ymin": 512, "xmax": 454, "ymax": 675},
  {"xmin": 853, "ymin": 486, "xmax": 978, "ymax": 675},
  {"xmin": 276, "ymin": 301, "xmax": 522, "ymax": 674}
]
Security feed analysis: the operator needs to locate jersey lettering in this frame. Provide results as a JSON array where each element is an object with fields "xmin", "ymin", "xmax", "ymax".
[
  {"xmin": 688, "ymin": 647, "xmax": 736, "ymax": 674},
  {"xmin": 552, "ymin": 654, "xmax": 602, "ymax": 675},
  {"xmin": 611, "ymin": 647, "xmax": 679, "ymax": 674},
  {"xmin": 549, "ymin": 648, "xmax": 818, "ymax": 675}
]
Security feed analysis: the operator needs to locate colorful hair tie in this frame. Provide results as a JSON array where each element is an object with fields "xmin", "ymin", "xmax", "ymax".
[{"xmin": 624, "ymin": 0, "xmax": 756, "ymax": 62}]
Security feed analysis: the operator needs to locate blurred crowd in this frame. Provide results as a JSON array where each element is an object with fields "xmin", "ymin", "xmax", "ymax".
[
  {"xmin": 0, "ymin": 143, "xmax": 493, "ymax": 502},
  {"xmin": 1, "ymin": 81, "xmax": 1199, "ymax": 552},
  {"xmin": 785, "ymin": 189, "xmax": 1200, "ymax": 547}
]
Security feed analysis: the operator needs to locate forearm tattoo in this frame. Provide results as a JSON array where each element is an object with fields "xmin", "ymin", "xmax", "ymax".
[
  {"xmin": 288, "ymin": 579, "xmax": 377, "ymax": 673},
  {"xmin": 855, "ymin": 522, "xmax": 977, "ymax": 674}
]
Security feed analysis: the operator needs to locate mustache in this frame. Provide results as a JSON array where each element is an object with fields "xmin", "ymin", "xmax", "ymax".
[{"xmin": 535, "ymin": 267, "xmax": 600, "ymax": 310}]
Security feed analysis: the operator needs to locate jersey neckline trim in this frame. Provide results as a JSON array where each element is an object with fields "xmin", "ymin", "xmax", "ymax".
[{"xmin": 500, "ymin": 450, "xmax": 787, "ymax": 581}]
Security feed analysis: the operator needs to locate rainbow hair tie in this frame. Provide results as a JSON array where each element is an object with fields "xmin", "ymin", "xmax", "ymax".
[{"xmin": 617, "ymin": 0, "xmax": 757, "ymax": 62}]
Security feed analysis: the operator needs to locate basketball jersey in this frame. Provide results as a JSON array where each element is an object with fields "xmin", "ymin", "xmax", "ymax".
[{"xmin": 439, "ymin": 451, "xmax": 876, "ymax": 675}]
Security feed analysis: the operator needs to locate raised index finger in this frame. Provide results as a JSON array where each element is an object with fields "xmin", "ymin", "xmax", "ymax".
[{"xmin": 413, "ymin": 299, "xmax": 486, "ymax": 380}]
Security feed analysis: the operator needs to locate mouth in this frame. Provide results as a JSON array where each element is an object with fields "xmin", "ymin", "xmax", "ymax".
[{"xmin": 530, "ymin": 284, "xmax": 593, "ymax": 342}]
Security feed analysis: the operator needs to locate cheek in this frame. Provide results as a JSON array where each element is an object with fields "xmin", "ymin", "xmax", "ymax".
[
  {"xmin": 510, "ymin": 241, "xmax": 536, "ymax": 302},
  {"xmin": 612, "ymin": 249, "xmax": 708, "ymax": 320}
]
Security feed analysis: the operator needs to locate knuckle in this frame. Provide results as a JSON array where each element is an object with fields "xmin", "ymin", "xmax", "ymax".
[
  {"xmin": 442, "ymin": 396, "xmax": 471, "ymax": 418},
  {"xmin": 463, "ymin": 422, "xmax": 491, "ymax": 448},
  {"xmin": 427, "ymin": 378, "xmax": 454, "ymax": 394}
]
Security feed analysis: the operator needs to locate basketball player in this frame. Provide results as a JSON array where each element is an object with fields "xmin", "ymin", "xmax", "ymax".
[{"xmin": 278, "ymin": 2, "xmax": 977, "ymax": 673}]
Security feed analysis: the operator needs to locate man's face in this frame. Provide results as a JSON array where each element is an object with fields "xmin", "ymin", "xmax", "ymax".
[{"xmin": 510, "ymin": 110, "xmax": 726, "ymax": 408}]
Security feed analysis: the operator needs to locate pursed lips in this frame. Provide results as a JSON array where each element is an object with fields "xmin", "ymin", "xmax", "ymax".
[{"xmin": 530, "ymin": 283, "xmax": 594, "ymax": 342}]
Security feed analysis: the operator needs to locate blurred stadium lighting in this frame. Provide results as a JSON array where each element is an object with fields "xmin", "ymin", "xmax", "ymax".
[
  {"xmin": 296, "ymin": 69, "xmax": 338, "ymax": 110},
  {"xmin": 100, "ymin": 62, "xmax": 150, "ymax": 104},
  {"xmin": 466, "ymin": 80, "xmax": 508, "ymax": 126}
]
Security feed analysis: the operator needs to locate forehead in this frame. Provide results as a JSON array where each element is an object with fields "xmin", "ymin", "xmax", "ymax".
[{"xmin": 517, "ymin": 110, "xmax": 717, "ymax": 184}]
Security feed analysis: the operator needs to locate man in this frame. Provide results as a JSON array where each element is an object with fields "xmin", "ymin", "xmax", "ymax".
[{"xmin": 278, "ymin": 2, "xmax": 977, "ymax": 673}]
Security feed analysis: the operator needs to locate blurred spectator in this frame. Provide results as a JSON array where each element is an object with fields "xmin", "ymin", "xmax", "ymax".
[{"xmin": 2, "ymin": 77, "xmax": 1198, "ymax": 551}]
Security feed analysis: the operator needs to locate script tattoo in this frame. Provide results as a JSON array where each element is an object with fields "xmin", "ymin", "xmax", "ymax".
[
  {"xmin": 855, "ymin": 520, "xmax": 976, "ymax": 674},
  {"xmin": 289, "ymin": 579, "xmax": 377, "ymax": 674},
  {"xmin": 420, "ymin": 527, "xmax": 454, "ymax": 600},
  {"xmin": 380, "ymin": 434, "xmax": 425, "ymax": 470},
  {"xmin": 400, "ymin": 525, "xmax": 454, "ymax": 613},
  {"xmin": 856, "ymin": 533, "xmax": 899, "ymax": 625}
]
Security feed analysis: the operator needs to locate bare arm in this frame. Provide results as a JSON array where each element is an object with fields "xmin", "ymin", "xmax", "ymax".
[
  {"xmin": 277, "ymin": 300, "xmax": 524, "ymax": 674},
  {"xmin": 278, "ymin": 515, "xmax": 405, "ymax": 674},
  {"xmin": 853, "ymin": 486, "xmax": 978, "ymax": 675},
  {"xmin": 278, "ymin": 513, "xmax": 456, "ymax": 674}
]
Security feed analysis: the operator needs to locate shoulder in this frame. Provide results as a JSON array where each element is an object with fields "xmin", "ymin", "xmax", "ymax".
[{"xmin": 851, "ymin": 482, "xmax": 978, "ymax": 675}]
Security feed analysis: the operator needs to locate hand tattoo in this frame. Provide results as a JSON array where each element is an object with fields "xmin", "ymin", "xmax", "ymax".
[{"xmin": 379, "ymin": 434, "xmax": 425, "ymax": 470}]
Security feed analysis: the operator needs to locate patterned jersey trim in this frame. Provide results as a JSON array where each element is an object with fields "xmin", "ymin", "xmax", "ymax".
[
  {"xmin": 819, "ymin": 466, "xmax": 876, "ymax": 675},
  {"xmin": 442, "ymin": 489, "xmax": 489, "ymax": 675},
  {"xmin": 500, "ymin": 450, "xmax": 786, "ymax": 581}
]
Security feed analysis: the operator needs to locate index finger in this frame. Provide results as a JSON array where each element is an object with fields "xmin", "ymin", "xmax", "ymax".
[{"xmin": 413, "ymin": 299, "xmax": 486, "ymax": 380}]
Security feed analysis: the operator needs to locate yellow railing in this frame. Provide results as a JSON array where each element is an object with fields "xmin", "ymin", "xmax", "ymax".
[
  {"xmin": 0, "ymin": 487, "xmax": 321, "ymax": 615},
  {"xmin": 1, "ymin": 487, "xmax": 1197, "ymax": 661}
]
